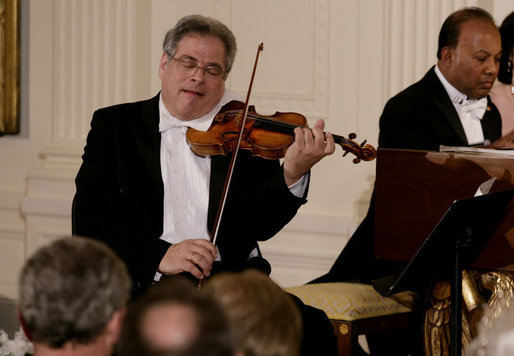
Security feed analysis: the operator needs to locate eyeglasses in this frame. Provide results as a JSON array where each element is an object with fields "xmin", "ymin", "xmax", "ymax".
[{"xmin": 170, "ymin": 56, "xmax": 226, "ymax": 79}]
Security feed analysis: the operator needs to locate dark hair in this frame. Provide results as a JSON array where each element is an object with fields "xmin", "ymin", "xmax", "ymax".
[
  {"xmin": 117, "ymin": 276, "xmax": 234, "ymax": 356},
  {"xmin": 498, "ymin": 11, "xmax": 514, "ymax": 84},
  {"xmin": 163, "ymin": 15, "xmax": 237, "ymax": 75},
  {"xmin": 19, "ymin": 237, "xmax": 131, "ymax": 348},
  {"xmin": 437, "ymin": 7, "xmax": 496, "ymax": 59}
]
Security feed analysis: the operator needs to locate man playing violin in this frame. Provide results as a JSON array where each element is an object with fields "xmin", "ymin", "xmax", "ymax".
[{"xmin": 74, "ymin": 14, "xmax": 337, "ymax": 356}]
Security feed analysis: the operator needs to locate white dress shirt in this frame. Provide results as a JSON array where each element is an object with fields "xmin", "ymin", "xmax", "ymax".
[
  {"xmin": 435, "ymin": 65, "xmax": 487, "ymax": 145},
  {"xmin": 155, "ymin": 90, "xmax": 307, "ymax": 279}
]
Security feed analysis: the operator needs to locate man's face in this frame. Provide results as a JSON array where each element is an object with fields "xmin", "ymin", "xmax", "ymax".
[
  {"xmin": 442, "ymin": 20, "xmax": 501, "ymax": 99},
  {"xmin": 159, "ymin": 33, "xmax": 227, "ymax": 121}
]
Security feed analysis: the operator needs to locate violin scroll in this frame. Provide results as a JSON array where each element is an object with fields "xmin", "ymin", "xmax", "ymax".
[{"xmin": 339, "ymin": 132, "xmax": 377, "ymax": 164}]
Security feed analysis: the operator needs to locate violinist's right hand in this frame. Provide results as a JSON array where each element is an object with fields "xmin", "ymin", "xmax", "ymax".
[{"xmin": 158, "ymin": 238, "xmax": 218, "ymax": 280}]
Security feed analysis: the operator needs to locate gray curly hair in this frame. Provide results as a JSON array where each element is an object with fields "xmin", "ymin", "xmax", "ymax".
[
  {"xmin": 19, "ymin": 237, "xmax": 131, "ymax": 348},
  {"xmin": 162, "ymin": 14, "xmax": 237, "ymax": 75}
]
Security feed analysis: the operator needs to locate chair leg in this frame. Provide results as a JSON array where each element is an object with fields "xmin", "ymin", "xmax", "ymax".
[{"xmin": 331, "ymin": 320, "xmax": 359, "ymax": 356}]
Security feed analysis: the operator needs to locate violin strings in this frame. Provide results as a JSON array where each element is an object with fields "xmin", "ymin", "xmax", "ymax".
[
  {"xmin": 220, "ymin": 110, "xmax": 354, "ymax": 146},
  {"xmin": 247, "ymin": 114, "xmax": 353, "ymax": 146},
  {"xmin": 220, "ymin": 110, "xmax": 359, "ymax": 147}
]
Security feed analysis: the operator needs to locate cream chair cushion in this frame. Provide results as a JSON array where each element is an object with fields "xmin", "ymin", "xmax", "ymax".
[{"xmin": 285, "ymin": 282, "xmax": 417, "ymax": 321}]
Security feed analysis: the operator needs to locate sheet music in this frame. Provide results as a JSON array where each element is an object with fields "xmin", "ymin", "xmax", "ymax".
[
  {"xmin": 439, "ymin": 145, "xmax": 514, "ymax": 156},
  {"xmin": 474, "ymin": 177, "xmax": 496, "ymax": 197}
]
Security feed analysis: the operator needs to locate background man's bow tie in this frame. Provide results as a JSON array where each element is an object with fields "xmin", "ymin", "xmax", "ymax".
[{"xmin": 460, "ymin": 97, "xmax": 487, "ymax": 121}]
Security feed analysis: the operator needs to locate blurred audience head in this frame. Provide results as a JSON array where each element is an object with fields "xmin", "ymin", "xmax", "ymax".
[
  {"xmin": 117, "ymin": 275, "xmax": 235, "ymax": 356},
  {"xmin": 466, "ymin": 300, "xmax": 514, "ymax": 356},
  {"xmin": 203, "ymin": 269, "xmax": 302, "ymax": 356},
  {"xmin": 19, "ymin": 236, "xmax": 131, "ymax": 355}
]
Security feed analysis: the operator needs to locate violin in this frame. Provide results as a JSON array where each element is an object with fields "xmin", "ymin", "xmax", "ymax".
[
  {"xmin": 189, "ymin": 42, "xmax": 376, "ymax": 248},
  {"xmin": 186, "ymin": 101, "xmax": 377, "ymax": 164}
]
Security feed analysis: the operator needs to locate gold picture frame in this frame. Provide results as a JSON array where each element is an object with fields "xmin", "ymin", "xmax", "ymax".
[{"xmin": 0, "ymin": 0, "xmax": 20, "ymax": 135}]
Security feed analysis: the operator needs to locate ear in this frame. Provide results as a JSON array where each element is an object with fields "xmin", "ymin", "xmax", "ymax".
[
  {"xmin": 440, "ymin": 47, "xmax": 454, "ymax": 68},
  {"xmin": 105, "ymin": 308, "xmax": 126, "ymax": 347},
  {"xmin": 17, "ymin": 306, "xmax": 33, "ymax": 341},
  {"xmin": 158, "ymin": 53, "xmax": 169, "ymax": 80}
]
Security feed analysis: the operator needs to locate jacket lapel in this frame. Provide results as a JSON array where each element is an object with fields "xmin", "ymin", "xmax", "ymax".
[
  {"xmin": 425, "ymin": 67, "xmax": 469, "ymax": 145},
  {"xmin": 141, "ymin": 94, "xmax": 164, "ymax": 188},
  {"xmin": 481, "ymin": 97, "xmax": 502, "ymax": 143},
  {"xmin": 208, "ymin": 154, "xmax": 231, "ymax": 234}
]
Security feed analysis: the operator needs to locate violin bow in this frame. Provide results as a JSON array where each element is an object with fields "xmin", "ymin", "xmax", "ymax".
[{"xmin": 210, "ymin": 43, "xmax": 264, "ymax": 245}]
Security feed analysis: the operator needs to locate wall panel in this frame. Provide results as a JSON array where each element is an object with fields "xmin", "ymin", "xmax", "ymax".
[
  {"xmin": 18, "ymin": 0, "xmax": 153, "ymax": 297},
  {"xmin": 382, "ymin": 0, "xmax": 478, "ymax": 103},
  {"xmin": 53, "ymin": 0, "xmax": 143, "ymax": 143}
]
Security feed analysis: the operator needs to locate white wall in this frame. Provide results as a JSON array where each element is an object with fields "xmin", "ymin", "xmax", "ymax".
[{"xmin": 0, "ymin": 0, "xmax": 511, "ymax": 298}]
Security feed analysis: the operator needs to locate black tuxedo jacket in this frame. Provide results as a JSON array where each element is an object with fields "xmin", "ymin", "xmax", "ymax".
[
  {"xmin": 378, "ymin": 66, "xmax": 501, "ymax": 150},
  {"xmin": 315, "ymin": 66, "xmax": 502, "ymax": 283},
  {"xmin": 74, "ymin": 94, "xmax": 307, "ymax": 293}
]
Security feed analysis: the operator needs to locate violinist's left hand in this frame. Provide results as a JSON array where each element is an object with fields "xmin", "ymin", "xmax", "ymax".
[{"xmin": 283, "ymin": 119, "xmax": 335, "ymax": 186}]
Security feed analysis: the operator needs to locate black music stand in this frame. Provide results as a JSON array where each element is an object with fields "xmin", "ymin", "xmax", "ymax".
[{"xmin": 373, "ymin": 188, "xmax": 514, "ymax": 356}]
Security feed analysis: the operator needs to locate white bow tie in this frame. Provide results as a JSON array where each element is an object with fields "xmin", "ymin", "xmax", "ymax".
[
  {"xmin": 460, "ymin": 97, "xmax": 487, "ymax": 121},
  {"xmin": 160, "ymin": 117, "xmax": 206, "ymax": 132}
]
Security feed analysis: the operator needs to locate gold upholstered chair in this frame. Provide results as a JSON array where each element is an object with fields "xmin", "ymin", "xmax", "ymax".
[{"xmin": 285, "ymin": 282, "xmax": 418, "ymax": 356}]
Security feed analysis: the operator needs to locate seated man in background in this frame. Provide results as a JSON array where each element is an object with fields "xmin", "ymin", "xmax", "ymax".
[
  {"xmin": 18, "ymin": 237, "xmax": 131, "ymax": 356},
  {"xmin": 313, "ymin": 6, "xmax": 503, "ymax": 355},
  {"xmin": 117, "ymin": 276, "xmax": 236, "ymax": 356},
  {"xmin": 203, "ymin": 270, "xmax": 302, "ymax": 356},
  {"xmin": 317, "ymin": 5, "xmax": 502, "ymax": 286}
]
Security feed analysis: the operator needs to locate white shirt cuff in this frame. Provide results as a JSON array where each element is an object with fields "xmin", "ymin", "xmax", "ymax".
[{"xmin": 288, "ymin": 171, "xmax": 309, "ymax": 198}]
